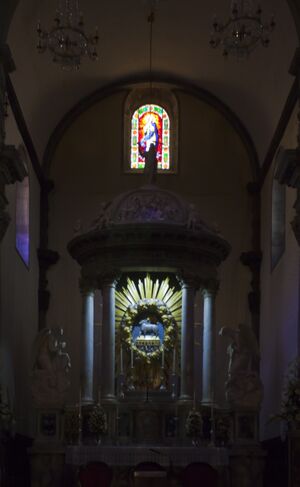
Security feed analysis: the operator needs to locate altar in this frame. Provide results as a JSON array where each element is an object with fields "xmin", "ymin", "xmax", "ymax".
[
  {"xmin": 65, "ymin": 445, "xmax": 230, "ymax": 487},
  {"xmin": 30, "ymin": 184, "xmax": 265, "ymax": 487},
  {"xmin": 65, "ymin": 445, "xmax": 229, "ymax": 467}
]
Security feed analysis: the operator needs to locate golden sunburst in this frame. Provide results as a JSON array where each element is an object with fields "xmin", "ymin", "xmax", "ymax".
[{"xmin": 115, "ymin": 275, "xmax": 182, "ymax": 327}]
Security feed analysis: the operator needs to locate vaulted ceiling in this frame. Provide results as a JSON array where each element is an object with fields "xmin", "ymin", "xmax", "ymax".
[{"xmin": 4, "ymin": 0, "xmax": 300, "ymax": 165}]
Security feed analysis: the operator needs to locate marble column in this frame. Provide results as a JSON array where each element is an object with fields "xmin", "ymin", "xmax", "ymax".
[
  {"xmin": 80, "ymin": 287, "xmax": 95, "ymax": 403},
  {"xmin": 101, "ymin": 278, "xmax": 117, "ymax": 401},
  {"xmin": 180, "ymin": 280, "xmax": 195, "ymax": 401},
  {"xmin": 202, "ymin": 287, "xmax": 217, "ymax": 405}
]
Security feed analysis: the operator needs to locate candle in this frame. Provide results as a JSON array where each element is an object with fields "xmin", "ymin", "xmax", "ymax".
[{"xmin": 120, "ymin": 345, "xmax": 124, "ymax": 374}]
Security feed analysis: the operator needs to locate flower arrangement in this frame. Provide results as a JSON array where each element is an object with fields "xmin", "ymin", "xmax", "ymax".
[
  {"xmin": 0, "ymin": 401, "xmax": 13, "ymax": 433},
  {"xmin": 64, "ymin": 407, "xmax": 80, "ymax": 444},
  {"xmin": 273, "ymin": 357, "xmax": 300, "ymax": 426},
  {"xmin": 88, "ymin": 404, "xmax": 107, "ymax": 437},
  {"xmin": 185, "ymin": 409, "xmax": 203, "ymax": 439}
]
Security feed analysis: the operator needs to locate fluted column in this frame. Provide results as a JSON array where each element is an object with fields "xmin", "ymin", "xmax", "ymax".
[
  {"xmin": 202, "ymin": 286, "xmax": 217, "ymax": 405},
  {"xmin": 180, "ymin": 279, "xmax": 196, "ymax": 401},
  {"xmin": 80, "ymin": 285, "xmax": 95, "ymax": 403},
  {"xmin": 101, "ymin": 277, "xmax": 117, "ymax": 401}
]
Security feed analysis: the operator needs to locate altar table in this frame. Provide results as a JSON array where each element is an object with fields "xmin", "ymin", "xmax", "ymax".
[{"xmin": 65, "ymin": 445, "xmax": 229, "ymax": 468}]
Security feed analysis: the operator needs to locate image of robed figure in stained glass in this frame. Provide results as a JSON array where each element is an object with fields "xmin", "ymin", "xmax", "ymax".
[
  {"xmin": 139, "ymin": 113, "xmax": 159, "ymax": 156},
  {"xmin": 130, "ymin": 104, "xmax": 170, "ymax": 171}
]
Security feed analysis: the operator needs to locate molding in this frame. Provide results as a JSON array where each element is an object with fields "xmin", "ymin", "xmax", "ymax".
[
  {"xmin": 0, "ymin": 44, "xmax": 15, "ymax": 73},
  {"xmin": 0, "ymin": 144, "xmax": 27, "ymax": 185},
  {"xmin": 275, "ymin": 148, "xmax": 300, "ymax": 187},
  {"xmin": 0, "ymin": 143, "xmax": 27, "ymax": 242},
  {"xmin": 259, "ymin": 78, "xmax": 298, "ymax": 188},
  {"xmin": 6, "ymin": 74, "xmax": 45, "ymax": 187}
]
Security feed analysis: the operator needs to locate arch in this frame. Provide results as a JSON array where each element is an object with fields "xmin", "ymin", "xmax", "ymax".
[{"xmin": 42, "ymin": 76, "xmax": 260, "ymax": 181}]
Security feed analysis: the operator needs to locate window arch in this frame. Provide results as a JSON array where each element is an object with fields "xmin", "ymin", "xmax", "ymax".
[
  {"xmin": 130, "ymin": 104, "xmax": 170, "ymax": 170},
  {"xmin": 271, "ymin": 153, "xmax": 286, "ymax": 270},
  {"xmin": 124, "ymin": 86, "xmax": 178, "ymax": 173},
  {"xmin": 15, "ymin": 146, "xmax": 29, "ymax": 267}
]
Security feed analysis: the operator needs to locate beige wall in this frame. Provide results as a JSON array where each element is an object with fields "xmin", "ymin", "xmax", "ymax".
[
  {"xmin": 47, "ymin": 85, "xmax": 254, "ymax": 405},
  {"xmin": 0, "ymin": 113, "xmax": 40, "ymax": 436},
  {"xmin": 260, "ymin": 105, "xmax": 299, "ymax": 441}
]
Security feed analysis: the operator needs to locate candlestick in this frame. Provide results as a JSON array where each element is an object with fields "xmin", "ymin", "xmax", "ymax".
[
  {"xmin": 120, "ymin": 345, "xmax": 124, "ymax": 374},
  {"xmin": 78, "ymin": 388, "xmax": 82, "ymax": 445},
  {"xmin": 79, "ymin": 388, "xmax": 82, "ymax": 416},
  {"xmin": 172, "ymin": 348, "xmax": 176, "ymax": 374}
]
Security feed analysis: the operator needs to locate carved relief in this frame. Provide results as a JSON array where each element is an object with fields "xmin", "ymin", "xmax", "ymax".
[{"xmin": 113, "ymin": 190, "xmax": 184, "ymax": 224}]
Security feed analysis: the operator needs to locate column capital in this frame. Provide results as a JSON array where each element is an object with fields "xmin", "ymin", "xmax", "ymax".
[
  {"xmin": 177, "ymin": 272, "xmax": 201, "ymax": 290},
  {"xmin": 79, "ymin": 277, "xmax": 96, "ymax": 294},
  {"xmin": 99, "ymin": 270, "xmax": 120, "ymax": 289},
  {"xmin": 201, "ymin": 279, "xmax": 219, "ymax": 297}
]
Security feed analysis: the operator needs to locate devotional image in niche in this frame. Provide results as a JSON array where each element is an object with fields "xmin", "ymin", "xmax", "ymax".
[
  {"xmin": 130, "ymin": 104, "xmax": 170, "ymax": 170},
  {"xmin": 116, "ymin": 275, "xmax": 180, "ymax": 391}
]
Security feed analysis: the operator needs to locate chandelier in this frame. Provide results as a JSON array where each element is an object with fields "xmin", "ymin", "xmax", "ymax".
[
  {"xmin": 37, "ymin": 0, "xmax": 99, "ymax": 70},
  {"xmin": 209, "ymin": 1, "xmax": 275, "ymax": 58}
]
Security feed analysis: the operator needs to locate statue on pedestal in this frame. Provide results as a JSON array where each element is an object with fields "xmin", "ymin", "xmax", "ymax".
[
  {"xmin": 219, "ymin": 324, "xmax": 263, "ymax": 410},
  {"xmin": 31, "ymin": 328, "xmax": 71, "ymax": 408}
]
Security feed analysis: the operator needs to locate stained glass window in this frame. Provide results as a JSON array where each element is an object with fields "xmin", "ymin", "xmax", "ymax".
[
  {"xmin": 130, "ymin": 104, "xmax": 170, "ymax": 170},
  {"xmin": 16, "ymin": 173, "xmax": 30, "ymax": 267}
]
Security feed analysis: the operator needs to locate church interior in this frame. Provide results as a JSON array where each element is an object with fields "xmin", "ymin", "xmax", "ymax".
[{"xmin": 1, "ymin": 0, "xmax": 300, "ymax": 485}]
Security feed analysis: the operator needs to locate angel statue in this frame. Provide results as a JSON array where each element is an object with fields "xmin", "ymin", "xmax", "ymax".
[
  {"xmin": 219, "ymin": 324, "xmax": 263, "ymax": 410},
  {"xmin": 31, "ymin": 328, "xmax": 71, "ymax": 408}
]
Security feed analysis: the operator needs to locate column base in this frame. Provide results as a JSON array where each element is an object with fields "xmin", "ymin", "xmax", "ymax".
[
  {"xmin": 178, "ymin": 395, "xmax": 193, "ymax": 404},
  {"xmin": 82, "ymin": 397, "xmax": 94, "ymax": 405},
  {"xmin": 102, "ymin": 394, "xmax": 117, "ymax": 404}
]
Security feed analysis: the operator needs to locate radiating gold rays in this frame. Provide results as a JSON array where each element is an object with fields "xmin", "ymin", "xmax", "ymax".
[{"xmin": 115, "ymin": 275, "xmax": 182, "ymax": 326}]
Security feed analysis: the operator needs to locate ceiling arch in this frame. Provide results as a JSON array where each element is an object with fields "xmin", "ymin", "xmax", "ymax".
[
  {"xmin": 4, "ymin": 0, "xmax": 300, "ymax": 167},
  {"xmin": 43, "ymin": 77, "xmax": 260, "ymax": 180}
]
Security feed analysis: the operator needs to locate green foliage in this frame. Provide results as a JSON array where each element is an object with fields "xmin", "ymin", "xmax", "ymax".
[
  {"xmin": 88, "ymin": 405, "xmax": 107, "ymax": 435},
  {"xmin": 185, "ymin": 410, "xmax": 203, "ymax": 438},
  {"xmin": 272, "ymin": 357, "xmax": 300, "ymax": 425},
  {"xmin": 64, "ymin": 408, "xmax": 80, "ymax": 443}
]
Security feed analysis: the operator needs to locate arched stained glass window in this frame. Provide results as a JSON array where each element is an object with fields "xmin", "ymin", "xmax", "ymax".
[{"xmin": 130, "ymin": 104, "xmax": 170, "ymax": 170}]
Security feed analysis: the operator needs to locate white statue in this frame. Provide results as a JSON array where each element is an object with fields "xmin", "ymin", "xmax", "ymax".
[
  {"xmin": 219, "ymin": 324, "xmax": 263, "ymax": 410},
  {"xmin": 31, "ymin": 328, "xmax": 71, "ymax": 407}
]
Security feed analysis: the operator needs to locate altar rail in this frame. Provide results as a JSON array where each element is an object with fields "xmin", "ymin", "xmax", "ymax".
[{"xmin": 66, "ymin": 445, "xmax": 229, "ymax": 467}]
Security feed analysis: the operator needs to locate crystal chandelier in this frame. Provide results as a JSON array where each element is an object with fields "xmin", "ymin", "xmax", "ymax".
[
  {"xmin": 210, "ymin": 1, "xmax": 275, "ymax": 58},
  {"xmin": 37, "ymin": 0, "xmax": 99, "ymax": 70}
]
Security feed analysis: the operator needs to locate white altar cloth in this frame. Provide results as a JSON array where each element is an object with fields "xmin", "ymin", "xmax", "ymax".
[{"xmin": 65, "ymin": 445, "xmax": 229, "ymax": 467}]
